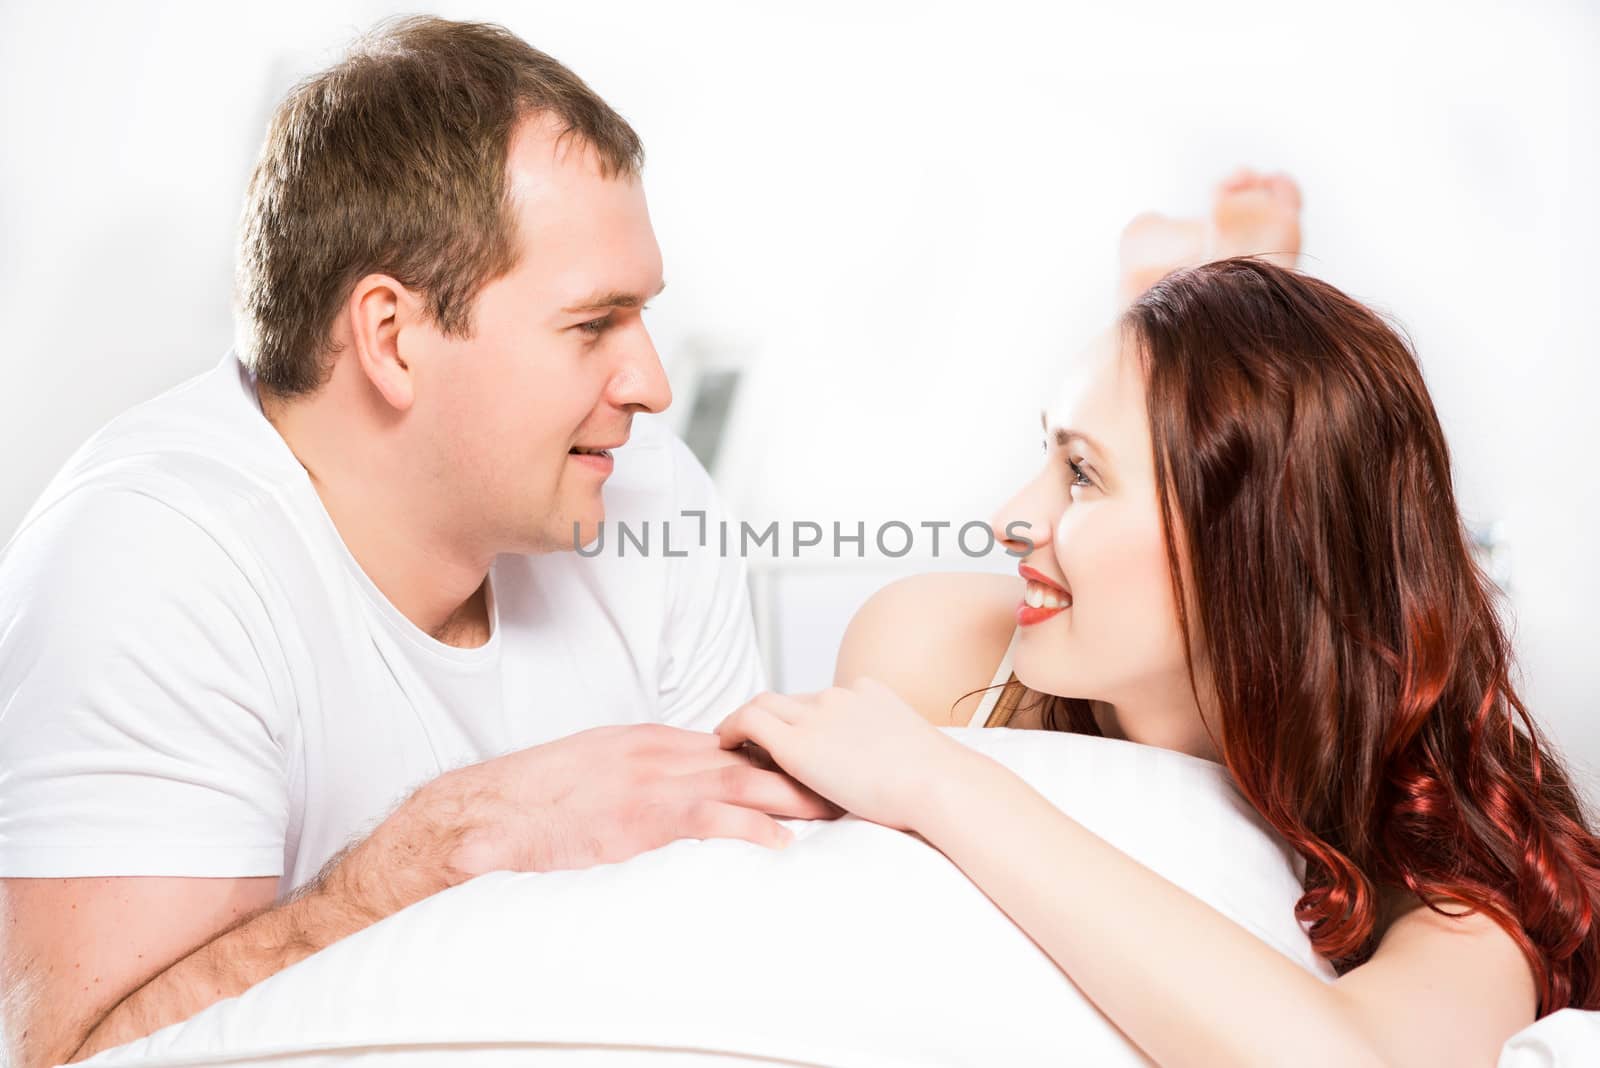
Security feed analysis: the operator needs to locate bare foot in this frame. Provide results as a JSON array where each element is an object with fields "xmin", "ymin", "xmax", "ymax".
[
  {"xmin": 1208, "ymin": 167, "xmax": 1301, "ymax": 269},
  {"xmin": 1117, "ymin": 169, "xmax": 1304, "ymax": 303},
  {"xmin": 1117, "ymin": 211, "xmax": 1207, "ymax": 304}
]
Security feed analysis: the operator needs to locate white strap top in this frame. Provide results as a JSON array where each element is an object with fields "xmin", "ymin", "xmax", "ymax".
[{"xmin": 967, "ymin": 627, "xmax": 1021, "ymax": 728}]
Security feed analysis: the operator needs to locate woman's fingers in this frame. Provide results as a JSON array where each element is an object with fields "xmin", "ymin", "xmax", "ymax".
[
  {"xmin": 715, "ymin": 695, "xmax": 801, "ymax": 751},
  {"xmin": 756, "ymin": 690, "xmax": 811, "ymax": 722}
]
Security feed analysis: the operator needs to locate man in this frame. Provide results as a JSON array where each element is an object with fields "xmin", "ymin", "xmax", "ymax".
[{"xmin": 0, "ymin": 16, "xmax": 832, "ymax": 1068}]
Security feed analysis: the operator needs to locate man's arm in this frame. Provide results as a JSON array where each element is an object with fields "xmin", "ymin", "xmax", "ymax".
[
  {"xmin": 48, "ymin": 773, "xmax": 464, "ymax": 1064},
  {"xmin": 2, "ymin": 775, "xmax": 464, "ymax": 1068},
  {"xmin": 1, "ymin": 481, "xmax": 835, "ymax": 1066},
  {"xmin": 1, "ymin": 876, "xmax": 278, "ymax": 1068},
  {"xmin": 3, "ymin": 723, "xmax": 835, "ymax": 1068},
  {"xmin": 0, "ymin": 488, "xmax": 302, "ymax": 1068}
]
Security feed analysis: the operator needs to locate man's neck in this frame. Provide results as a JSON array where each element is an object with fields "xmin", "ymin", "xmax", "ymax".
[
  {"xmin": 429, "ymin": 581, "xmax": 492, "ymax": 648},
  {"xmin": 256, "ymin": 380, "xmax": 493, "ymax": 648}
]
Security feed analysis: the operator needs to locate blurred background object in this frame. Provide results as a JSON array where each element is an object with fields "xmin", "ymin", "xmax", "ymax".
[{"xmin": 2, "ymin": 0, "xmax": 1595, "ymax": 797}]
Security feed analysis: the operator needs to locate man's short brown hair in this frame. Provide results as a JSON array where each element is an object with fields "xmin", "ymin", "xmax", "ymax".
[{"xmin": 234, "ymin": 15, "xmax": 644, "ymax": 396}]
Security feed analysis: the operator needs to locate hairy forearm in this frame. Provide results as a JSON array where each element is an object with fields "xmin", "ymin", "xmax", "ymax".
[
  {"xmin": 67, "ymin": 775, "xmax": 485, "ymax": 1063},
  {"xmin": 67, "ymin": 879, "xmax": 358, "ymax": 1061},
  {"xmin": 912, "ymin": 752, "xmax": 1387, "ymax": 1068}
]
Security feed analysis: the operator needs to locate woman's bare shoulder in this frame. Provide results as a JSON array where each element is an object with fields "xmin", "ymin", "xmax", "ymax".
[
  {"xmin": 833, "ymin": 571, "xmax": 1020, "ymax": 726},
  {"xmin": 1338, "ymin": 888, "xmax": 1538, "ymax": 1064}
]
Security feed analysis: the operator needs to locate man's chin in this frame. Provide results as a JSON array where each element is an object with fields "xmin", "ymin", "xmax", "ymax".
[
  {"xmin": 521, "ymin": 486, "xmax": 605, "ymax": 555},
  {"xmin": 554, "ymin": 507, "xmax": 606, "ymax": 554}
]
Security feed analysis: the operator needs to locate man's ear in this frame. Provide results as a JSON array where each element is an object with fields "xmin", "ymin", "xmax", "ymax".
[{"xmin": 345, "ymin": 273, "xmax": 419, "ymax": 412}]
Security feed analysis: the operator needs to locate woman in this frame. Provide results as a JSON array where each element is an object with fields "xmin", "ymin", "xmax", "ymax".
[{"xmin": 715, "ymin": 173, "xmax": 1600, "ymax": 1067}]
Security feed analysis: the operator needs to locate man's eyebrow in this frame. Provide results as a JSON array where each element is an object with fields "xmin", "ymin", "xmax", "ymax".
[
  {"xmin": 1040, "ymin": 410, "xmax": 1112, "ymax": 462},
  {"xmin": 561, "ymin": 280, "xmax": 667, "ymax": 314}
]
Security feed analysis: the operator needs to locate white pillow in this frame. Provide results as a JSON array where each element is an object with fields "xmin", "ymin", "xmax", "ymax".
[
  {"xmin": 82, "ymin": 728, "xmax": 1332, "ymax": 1068},
  {"xmin": 1498, "ymin": 1009, "xmax": 1600, "ymax": 1067}
]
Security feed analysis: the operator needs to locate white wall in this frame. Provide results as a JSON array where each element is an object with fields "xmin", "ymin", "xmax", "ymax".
[{"xmin": 3, "ymin": 0, "xmax": 1596, "ymax": 793}]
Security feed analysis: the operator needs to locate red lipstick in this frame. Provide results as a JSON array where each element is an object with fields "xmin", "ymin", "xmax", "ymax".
[{"xmin": 1016, "ymin": 563, "xmax": 1072, "ymax": 627}]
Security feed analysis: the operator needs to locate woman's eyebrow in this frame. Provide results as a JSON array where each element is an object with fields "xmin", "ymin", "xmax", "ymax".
[{"xmin": 1039, "ymin": 410, "xmax": 1113, "ymax": 464}]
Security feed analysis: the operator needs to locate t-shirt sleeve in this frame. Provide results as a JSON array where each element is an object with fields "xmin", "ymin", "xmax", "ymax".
[
  {"xmin": 0, "ymin": 487, "xmax": 292, "ymax": 878},
  {"xmin": 654, "ymin": 438, "xmax": 768, "ymax": 733}
]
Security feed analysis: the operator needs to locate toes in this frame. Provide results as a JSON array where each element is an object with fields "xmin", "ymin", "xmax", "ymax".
[
  {"xmin": 1214, "ymin": 167, "xmax": 1301, "ymax": 211},
  {"xmin": 1264, "ymin": 172, "xmax": 1303, "ymax": 211},
  {"xmin": 1215, "ymin": 166, "xmax": 1263, "ymax": 199},
  {"xmin": 1207, "ymin": 169, "xmax": 1303, "ymax": 266}
]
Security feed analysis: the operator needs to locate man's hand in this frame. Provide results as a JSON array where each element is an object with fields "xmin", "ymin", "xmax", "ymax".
[
  {"xmin": 437, "ymin": 722, "xmax": 843, "ymax": 878},
  {"xmin": 4, "ymin": 723, "xmax": 838, "ymax": 1068}
]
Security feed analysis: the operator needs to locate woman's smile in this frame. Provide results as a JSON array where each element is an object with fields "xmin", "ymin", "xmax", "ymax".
[{"xmin": 1017, "ymin": 563, "xmax": 1072, "ymax": 626}]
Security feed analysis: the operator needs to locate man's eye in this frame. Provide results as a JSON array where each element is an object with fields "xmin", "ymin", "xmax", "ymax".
[{"xmin": 577, "ymin": 316, "xmax": 612, "ymax": 336}]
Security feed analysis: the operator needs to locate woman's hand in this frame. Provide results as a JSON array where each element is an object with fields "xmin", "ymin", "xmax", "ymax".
[{"xmin": 714, "ymin": 678, "xmax": 973, "ymax": 832}]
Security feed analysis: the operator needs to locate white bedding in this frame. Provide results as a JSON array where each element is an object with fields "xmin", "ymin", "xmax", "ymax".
[
  {"xmin": 78, "ymin": 727, "xmax": 1593, "ymax": 1067},
  {"xmin": 1499, "ymin": 1009, "xmax": 1600, "ymax": 1067}
]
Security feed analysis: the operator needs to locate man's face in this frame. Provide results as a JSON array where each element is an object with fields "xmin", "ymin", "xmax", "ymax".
[{"xmin": 405, "ymin": 114, "xmax": 670, "ymax": 555}]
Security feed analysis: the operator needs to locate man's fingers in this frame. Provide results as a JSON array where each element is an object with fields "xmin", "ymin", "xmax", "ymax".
[
  {"xmin": 679, "ymin": 800, "xmax": 794, "ymax": 850},
  {"xmin": 654, "ymin": 738, "xmax": 783, "ymax": 782},
  {"xmin": 677, "ymin": 763, "xmax": 839, "ymax": 820},
  {"xmin": 738, "ymin": 742, "xmax": 779, "ymax": 772},
  {"xmin": 665, "ymin": 745, "xmax": 845, "ymax": 819}
]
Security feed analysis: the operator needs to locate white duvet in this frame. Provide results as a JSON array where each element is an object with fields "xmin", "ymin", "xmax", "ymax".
[{"xmin": 79, "ymin": 727, "xmax": 1594, "ymax": 1067}]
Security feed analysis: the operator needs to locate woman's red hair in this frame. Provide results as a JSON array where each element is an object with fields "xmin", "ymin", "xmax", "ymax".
[{"xmin": 996, "ymin": 258, "xmax": 1600, "ymax": 1012}]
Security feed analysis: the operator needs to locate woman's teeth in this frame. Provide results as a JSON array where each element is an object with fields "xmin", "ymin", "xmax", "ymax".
[{"xmin": 1025, "ymin": 580, "xmax": 1071, "ymax": 610}]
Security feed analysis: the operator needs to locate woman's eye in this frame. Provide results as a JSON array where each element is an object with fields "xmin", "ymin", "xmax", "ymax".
[{"xmin": 1066, "ymin": 457, "xmax": 1093, "ymax": 488}]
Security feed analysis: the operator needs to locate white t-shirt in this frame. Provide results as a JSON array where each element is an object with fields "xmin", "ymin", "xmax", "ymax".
[{"xmin": 0, "ymin": 351, "xmax": 766, "ymax": 898}]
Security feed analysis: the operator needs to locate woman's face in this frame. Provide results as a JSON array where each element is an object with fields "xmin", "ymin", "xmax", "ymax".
[{"xmin": 991, "ymin": 328, "xmax": 1214, "ymax": 757}]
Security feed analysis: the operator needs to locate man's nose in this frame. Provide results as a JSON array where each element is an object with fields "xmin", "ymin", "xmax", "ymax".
[{"xmin": 609, "ymin": 323, "xmax": 673, "ymax": 415}]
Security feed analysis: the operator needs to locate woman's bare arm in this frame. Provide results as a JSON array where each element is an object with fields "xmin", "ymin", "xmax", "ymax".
[
  {"xmin": 718, "ymin": 675, "xmax": 1538, "ymax": 1068},
  {"xmin": 817, "ymin": 571, "xmax": 1537, "ymax": 1064},
  {"xmin": 914, "ymin": 753, "xmax": 1536, "ymax": 1068},
  {"xmin": 833, "ymin": 571, "xmax": 1019, "ymax": 725}
]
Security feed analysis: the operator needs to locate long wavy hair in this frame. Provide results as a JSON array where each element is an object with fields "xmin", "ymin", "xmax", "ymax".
[{"xmin": 987, "ymin": 257, "xmax": 1600, "ymax": 1013}]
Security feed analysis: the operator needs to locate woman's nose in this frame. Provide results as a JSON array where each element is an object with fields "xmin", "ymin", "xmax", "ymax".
[{"xmin": 990, "ymin": 475, "xmax": 1054, "ymax": 558}]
